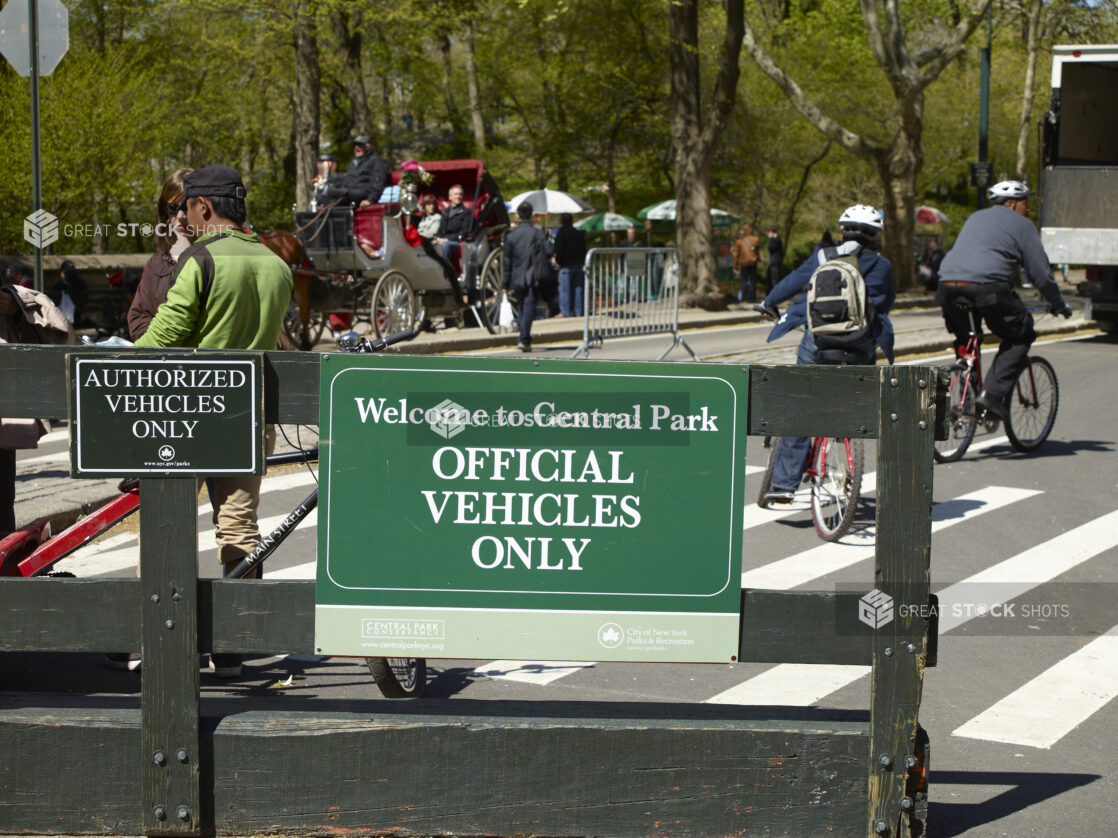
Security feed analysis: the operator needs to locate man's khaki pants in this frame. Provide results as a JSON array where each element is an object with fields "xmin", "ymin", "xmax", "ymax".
[{"xmin": 200, "ymin": 425, "xmax": 276, "ymax": 573}]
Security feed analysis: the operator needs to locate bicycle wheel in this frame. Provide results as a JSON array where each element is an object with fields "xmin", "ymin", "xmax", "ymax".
[
  {"xmin": 933, "ymin": 366, "xmax": 978, "ymax": 463},
  {"xmin": 756, "ymin": 437, "xmax": 778, "ymax": 508},
  {"xmin": 366, "ymin": 656, "xmax": 427, "ymax": 698},
  {"xmin": 1005, "ymin": 356, "xmax": 1059, "ymax": 452},
  {"xmin": 811, "ymin": 437, "xmax": 863, "ymax": 541}
]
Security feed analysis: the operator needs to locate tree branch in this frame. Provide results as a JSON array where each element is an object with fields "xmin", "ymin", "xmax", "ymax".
[
  {"xmin": 701, "ymin": 0, "xmax": 745, "ymax": 155},
  {"xmin": 741, "ymin": 17, "xmax": 885, "ymax": 161},
  {"xmin": 915, "ymin": 0, "xmax": 994, "ymax": 88}
]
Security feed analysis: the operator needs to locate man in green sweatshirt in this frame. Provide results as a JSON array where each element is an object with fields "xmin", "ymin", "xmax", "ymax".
[{"xmin": 136, "ymin": 164, "xmax": 292, "ymax": 678}]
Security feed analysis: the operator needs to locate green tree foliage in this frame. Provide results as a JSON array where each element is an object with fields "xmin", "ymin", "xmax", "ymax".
[{"xmin": 3, "ymin": 0, "xmax": 1117, "ymax": 268}]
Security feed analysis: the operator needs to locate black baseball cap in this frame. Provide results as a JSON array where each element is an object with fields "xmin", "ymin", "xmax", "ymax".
[
  {"xmin": 184, "ymin": 165, "xmax": 246, "ymax": 199},
  {"xmin": 353, "ymin": 135, "xmax": 370, "ymax": 146}
]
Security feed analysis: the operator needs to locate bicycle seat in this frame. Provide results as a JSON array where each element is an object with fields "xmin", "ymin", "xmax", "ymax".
[
  {"xmin": 948, "ymin": 296, "xmax": 978, "ymax": 310},
  {"xmin": 817, "ymin": 347, "xmax": 874, "ymax": 365}
]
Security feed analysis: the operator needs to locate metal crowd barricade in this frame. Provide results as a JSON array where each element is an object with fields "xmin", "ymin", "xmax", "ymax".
[{"xmin": 571, "ymin": 247, "xmax": 697, "ymax": 361}]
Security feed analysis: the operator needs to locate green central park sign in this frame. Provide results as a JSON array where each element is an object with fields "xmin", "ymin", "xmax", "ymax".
[{"xmin": 315, "ymin": 355, "xmax": 748, "ymax": 662}]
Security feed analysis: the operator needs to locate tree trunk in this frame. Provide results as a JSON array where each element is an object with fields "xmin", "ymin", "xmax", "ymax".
[
  {"xmin": 440, "ymin": 34, "xmax": 466, "ymax": 147},
  {"xmin": 332, "ymin": 8, "xmax": 370, "ymax": 140},
  {"xmin": 879, "ymin": 162, "xmax": 918, "ymax": 293},
  {"xmin": 293, "ymin": 0, "xmax": 320, "ymax": 212},
  {"xmin": 880, "ymin": 91, "xmax": 924, "ymax": 292},
  {"xmin": 669, "ymin": 0, "xmax": 744, "ymax": 300},
  {"xmin": 1015, "ymin": 0, "xmax": 1044, "ymax": 179},
  {"xmin": 380, "ymin": 72, "xmax": 394, "ymax": 161},
  {"xmin": 463, "ymin": 20, "xmax": 486, "ymax": 151}
]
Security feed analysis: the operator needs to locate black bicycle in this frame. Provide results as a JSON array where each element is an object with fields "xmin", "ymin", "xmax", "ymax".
[{"xmin": 227, "ymin": 329, "xmax": 425, "ymax": 697}]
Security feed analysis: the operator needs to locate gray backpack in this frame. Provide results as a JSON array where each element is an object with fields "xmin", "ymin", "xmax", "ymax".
[{"xmin": 806, "ymin": 248, "xmax": 874, "ymax": 349}]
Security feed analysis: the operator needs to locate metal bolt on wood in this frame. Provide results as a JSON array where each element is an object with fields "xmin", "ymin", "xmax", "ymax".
[
  {"xmin": 906, "ymin": 643, "xmax": 917, "ymax": 653},
  {"xmin": 919, "ymin": 421, "xmax": 927, "ymax": 430},
  {"xmin": 884, "ymin": 647, "xmax": 894, "ymax": 656},
  {"xmin": 890, "ymin": 413, "xmax": 899, "ymax": 422},
  {"xmin": 918, "ymin": 379, "xmax": 927, "ymax": 389},
  {"xmin": 874, "ymin": 819, "xmax": 889, "ymax": 835},
  {"xmin": 176, "ymin": 748, "xmax": 188, "ymax": 763},
  {"xmin": 153, "ymin": 751, "xmax": 166, "ymax": 766},
  {"xmin": 150, "ymin": 594, "xmax": 160, "ymax": 603},
  {"xmin": 152, "ymin": 807, "xmax": 166, "ymax": 821},
  {"xmin": 177, "ymin": 806, "xmax": 191, "ymax": 821},
  {"xmin": 900, "ymin": 796, "xmax": 914, "ymax": 811},
  {"xmin": 878, "ymin": 754, "xmax": 893, "ymax": 769},
  {"xmin": 904, "ymin": 755, "xmax": 919, "ymax": 769},
  {"xmin": 172, "ymin": 591, "xmax": 182, "ymax": 602},
  {"xmin": 890, "ymin": 378, "xmax": 899, "ymax": 387},
  {"xmin": 165, "ymin": 619, "xmax": 175, "ymax": 630}
]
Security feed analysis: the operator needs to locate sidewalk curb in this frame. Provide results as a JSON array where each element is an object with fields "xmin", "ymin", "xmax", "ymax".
[{"xmin": 326, "ymin": 294, "xmax": 941, "ymax": 356}]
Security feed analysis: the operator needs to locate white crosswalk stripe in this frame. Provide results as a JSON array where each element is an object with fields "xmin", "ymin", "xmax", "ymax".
[
  {"xmin": 706, "ymin": 664, "xmax": 869, "ymax": 706},
  {"xmin": 741, "ymin": 486, "xmax": 1041, "ymax": 590},
  {"xmin": 936, "ymin": 509, "xmax": 1118, "ymax": 635},
  {"xmin": 473, "ymin": 660, "xmax": 597, "ymax": 685},
  {"xmin": 953, "ymin": 628, "xmax": 1118, "ymax": 749}
]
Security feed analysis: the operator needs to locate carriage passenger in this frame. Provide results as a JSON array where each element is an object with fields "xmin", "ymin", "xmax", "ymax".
[
  {"xmin": 417, "ymin": 194, "xmax": 442, "ymax": 239},
  {"xmin": 435, "ymin": 184, "xmax": 472, "ymax": 264}
]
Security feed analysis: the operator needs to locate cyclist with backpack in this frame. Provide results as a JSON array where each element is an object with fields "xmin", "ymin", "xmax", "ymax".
[
  {"xmin": 934, "ymin": 180, "xmax": 1071, "ymax": 423},
  {"xmin": 754, "ymin": 204, "xmax": 895, "ymax": 504}
]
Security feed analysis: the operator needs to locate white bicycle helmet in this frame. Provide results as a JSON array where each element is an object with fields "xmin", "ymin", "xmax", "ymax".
[
  {"xmin": 838, "ymin": 204, "xmax": 884, "ymax": 230},
  {"xmin": 987, "ymin": 180, "xmax": 1033, "ymax": 200}
]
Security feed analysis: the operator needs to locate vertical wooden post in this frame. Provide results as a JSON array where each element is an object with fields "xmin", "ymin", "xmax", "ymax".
[
  {"xmin": 140, "ymin": 478, "xmax": 201, "ymax": 836},
  {"xmin": 867, "ymin": 367, "xmax": 935, "ymax": 837}
]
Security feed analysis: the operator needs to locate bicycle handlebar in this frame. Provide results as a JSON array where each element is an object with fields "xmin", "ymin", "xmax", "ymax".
[
  {"xmin": 753, "ymin": 303, "xmax": 779, "ymax": 321},
  {"xmin": 336, "ymin": 328, "xmax": 415, "ymax": 354}
]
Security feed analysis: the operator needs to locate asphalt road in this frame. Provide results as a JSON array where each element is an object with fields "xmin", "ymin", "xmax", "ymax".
[{"xmin": 9, "ymin": 321, "xmax": 1118, "ymax": 837}]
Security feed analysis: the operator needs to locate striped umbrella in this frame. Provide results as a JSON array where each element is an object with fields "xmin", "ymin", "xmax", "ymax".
[
  {"xmin": 637, "ymin": 200, "xmax": 740, "ymax": 227},
  {"xmin": 574, "ymin": 212, "xmax": 642, "ymax": 232}
]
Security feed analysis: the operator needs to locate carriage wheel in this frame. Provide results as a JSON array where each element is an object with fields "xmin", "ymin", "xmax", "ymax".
[
  {"xmin": 370, "ymin": 271, "xmax": 419, "ymax": 339},
  {"xmin": 478, "ymin": 247, "xmax": 504, "ymax": 335},
  {"xmin": 282, "ymin": 300, "xmax": 326, "ymax": 349}
]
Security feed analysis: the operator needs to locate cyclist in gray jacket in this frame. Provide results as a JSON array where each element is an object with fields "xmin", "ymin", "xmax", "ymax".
[{"xmin": 936, "ymin": 180, "xmax": 1071, "ymax": 422}]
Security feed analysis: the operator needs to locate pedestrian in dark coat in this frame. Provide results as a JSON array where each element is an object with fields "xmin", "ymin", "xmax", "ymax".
[
  {"xmin": 553, "ymin": 213, "xmax": 587, "ymax": 317},
  {"xmin": 502, "ymin": 202, "xmax": 551, "ymax": 352},
  {"xmin": 765, "ymin": 226, "xmax": 784, "ymax": 294}
]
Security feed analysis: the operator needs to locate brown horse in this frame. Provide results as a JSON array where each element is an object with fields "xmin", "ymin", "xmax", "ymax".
[{"xmin": 257, "ymin": 230, "xmax": 316, "ymax": 349}]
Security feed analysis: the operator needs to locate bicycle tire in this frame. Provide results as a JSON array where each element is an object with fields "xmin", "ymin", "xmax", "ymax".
[
  {"xmin": 366, "ymin": 656, "xmax": 427, "ymax": 698},
  {"xmin": 1005, "ymin": 356, "xmax": 1058, "ymax": 452},
  {"xmin": 756, "ymin": 437, "xmax": 778, "ymax": 508},
  {"xmin": 811, "ymin": 437, "xmax": 863, "ymax": 541},
  {"xmin": 933, "ymin": 366, "xmax": 978, "ymax": 463}
]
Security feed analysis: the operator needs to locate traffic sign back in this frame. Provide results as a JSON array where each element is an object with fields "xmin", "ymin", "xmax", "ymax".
[{"xmin": 0, "ymin": 0, "xmax": 69, "ymax": 77}]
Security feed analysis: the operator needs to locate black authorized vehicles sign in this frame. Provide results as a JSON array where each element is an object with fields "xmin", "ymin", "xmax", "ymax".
[{"xmin": 69, "ymin": 354, "xmax": 263, "ymax": 477}]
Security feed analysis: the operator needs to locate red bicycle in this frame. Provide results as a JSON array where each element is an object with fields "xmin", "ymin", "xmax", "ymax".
[
  {"xmin": 935, "ymin": 300, "xmax": 1060, "ymax": 462},
  {"xmin": 756, "ymin": 433, "xmax": 864, "ymax": 541}
]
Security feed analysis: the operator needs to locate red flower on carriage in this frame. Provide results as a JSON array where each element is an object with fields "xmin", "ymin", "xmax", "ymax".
[{"xmin": 399, "ymin": 160, "xmax": 434, "ymax": 187}]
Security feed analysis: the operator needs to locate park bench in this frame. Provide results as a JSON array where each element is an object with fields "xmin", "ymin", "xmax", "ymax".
[{"xmin": 0, "ymin": 344, "xmax": 940, "ymax": 837}]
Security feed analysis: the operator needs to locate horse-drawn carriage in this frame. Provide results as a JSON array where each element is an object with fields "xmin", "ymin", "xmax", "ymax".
[{"xmin": 287, "ymin": 159, "xmax": 509, "ymax": 347}]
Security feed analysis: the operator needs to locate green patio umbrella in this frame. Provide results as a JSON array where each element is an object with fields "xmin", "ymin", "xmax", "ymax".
[
  {"xmin": 574, "ymin": 212, "xmax": 642, "ymax": 232},
  {"xmin": 637, "ymin": 200, "xmax": 741, "ymax": 228}
]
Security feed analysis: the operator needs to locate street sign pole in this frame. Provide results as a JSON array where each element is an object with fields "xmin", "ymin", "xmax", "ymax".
[{"xmin": 28, "ymin": 0, "xmax": 43, "ymax": 292}]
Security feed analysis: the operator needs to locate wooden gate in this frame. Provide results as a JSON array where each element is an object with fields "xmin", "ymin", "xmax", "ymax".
[{"xmin": 0, "ymin": 345, "xmax": 940, "ymax": 837}]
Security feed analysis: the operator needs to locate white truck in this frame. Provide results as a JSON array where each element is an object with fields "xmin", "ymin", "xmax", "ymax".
[{"xmin": 1039, "ymin": 45, "xmax": 1118, "ymax": 330}]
